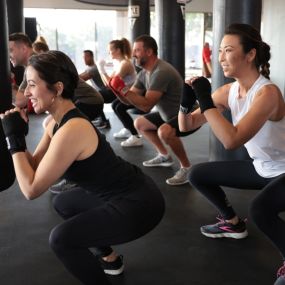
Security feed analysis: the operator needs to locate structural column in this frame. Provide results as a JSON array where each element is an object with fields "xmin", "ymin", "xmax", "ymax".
[
  {"xmin": 155, "ymin": 0, "xmax": 186, "ymax": 78},
  {"xmin": 128, "ymin": 0, "xmax": 150, "ymax": 43},
  {"xmin": 209, "ymin": 0, "xmax": 262, "ymax": 161}
]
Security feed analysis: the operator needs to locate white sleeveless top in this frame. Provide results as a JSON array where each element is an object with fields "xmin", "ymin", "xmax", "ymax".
[
  {"xmin": 228, "ymin": 74, "xmax": 285, "ymax": 178},
  {"xmin": 113, "ymin": 60, "xmax": 136, "ymax": 87}
]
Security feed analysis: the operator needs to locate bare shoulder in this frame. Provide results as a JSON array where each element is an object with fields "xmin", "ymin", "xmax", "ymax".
[
  {"xmin": 62, "ymin": 117, "xmax": 95, "ymax": 135},
  {"xmin": 256, "ymin": 83, "xmax": 284, "ymax": 119},
  {"xmin": 258, "ymin": 83, "xmax": 282, "ymax": 98},
  {"xmin": 50, "ymin": 117, "xmax": 98, "ymax": 157}
]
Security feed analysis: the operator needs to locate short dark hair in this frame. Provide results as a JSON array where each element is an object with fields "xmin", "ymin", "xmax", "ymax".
[
  {"xmin": 28, "ymin": 50, "xmax": 79, "ymax": 100},
  {"xmin": 9, "ymin": 33, "xmax": 33, "ymax": 48},
  {"xmin": 83, "ymin": 50, "xmax": 94, "ymax": 57},
  {"xmin": 134, "ymin": 35, "xmax": 158, "ymax": 56}
]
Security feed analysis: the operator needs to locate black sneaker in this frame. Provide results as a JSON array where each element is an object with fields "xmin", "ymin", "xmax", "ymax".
[
  {"xmin": 200, "ymin": 217, "xmax": 248, "ymax": 239},
  {"xmin": 99, "ymin": 255, "xmax": 124, "ymax": 275}
]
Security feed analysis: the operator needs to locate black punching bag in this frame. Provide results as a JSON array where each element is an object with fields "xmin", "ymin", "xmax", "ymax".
[
  {"xmin": 0, "ymin": 0, "xmax": 16, "ymax": 191},
  {"xmin": 209, "ymin": 0, "xmax": 262, "ymax": 161},
  {"xmin": 128, "ymin": 0, "xmax": 150, "ymax": 43},
  {"xmin": 155, "ymin": 0, "xmax": 186, "ymax": 78}
]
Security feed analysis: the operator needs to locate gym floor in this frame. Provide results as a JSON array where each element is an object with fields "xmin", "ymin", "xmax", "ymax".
[{"xmin": 0, "ymin": 109, "xmax": 280, "ymax": 285}]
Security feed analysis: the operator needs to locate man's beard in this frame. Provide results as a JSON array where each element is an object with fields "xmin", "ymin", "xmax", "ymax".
[{"xmin": 135, "ymin": 57, "xmax": 146, "ymax": 68}]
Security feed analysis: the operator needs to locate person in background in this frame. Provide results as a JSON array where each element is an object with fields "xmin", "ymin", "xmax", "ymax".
[
  {"xmin": 79, "ymin": 50, "xmax": 105, "ymax": 93},
  {"xmin": 0, "ymin": 50, "xmax": 165, "ymax": 285},
  {"xmin": 32, "ymin": 41, "xmax": 49, "ymax": 54},
  {"xmin": 109, "ymin": 35, "xmax": 199, "ymax": 186},
  {"xmin": 97, "ymin": 38, "xmax": 141, "ymax": 145},
  {"xmin": 179, "ymin": 23, "xmax": 285, "ymax": 285},
  {"xmin": 202, "ymin": 42, "xmax": 212, "ymax": 78},
  {"xmin": 9, "ymin": 33, "xmax": 34, "ymax": 109}
]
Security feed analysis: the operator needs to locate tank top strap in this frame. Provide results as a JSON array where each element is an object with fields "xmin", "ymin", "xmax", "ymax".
[{"xmin": 53, "ymin": 108, "xmax": 88, "ymax": 135}]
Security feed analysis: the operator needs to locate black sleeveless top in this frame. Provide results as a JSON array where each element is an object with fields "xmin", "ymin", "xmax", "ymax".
[{"xmin": 53, "ymin": 108, "xmax": 144, "ymax": 198}]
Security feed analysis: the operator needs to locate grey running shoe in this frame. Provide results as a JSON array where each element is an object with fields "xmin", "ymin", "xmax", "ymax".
[
  {"xmin": 275, "ymin": 263, "xmax": 285, "ymax": 285},
  {"xmin": 99, "ymin": 255, "xmax": 124, "ymax": 276},
  {"xmin": 200, "ymin": 217, "xmax": 248, "ymax": 239},
  {"xmin": 166, "ymin": 167, "xmax": 191, "ymax": 186},
  {"xmin": 49, "ymin": 179, "xmax": 77, "ymax": 194},
  {"xmin": 275, "ymin": 277, "xmax": 285, "ymax": 285},
  {"xmin": 143, "ymin": 154, "xmax": 174, "ymax": 167}
]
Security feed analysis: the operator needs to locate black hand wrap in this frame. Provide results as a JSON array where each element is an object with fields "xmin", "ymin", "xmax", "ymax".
[
  {"xmin": 192, "ymin": 77, "xmax": 215, "ymax": 113},
  {"xmin": 1, "ymin": 112, "xmax": 28, "ymax": 155},
  {"xmin": 179, "ymin": 83, "xmax": 197, "ymax": 114}
]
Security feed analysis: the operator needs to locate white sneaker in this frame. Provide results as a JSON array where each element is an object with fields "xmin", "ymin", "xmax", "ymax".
[
  {"xmin": 121, "ymin": 135, "xmax": 143, "ymax": 147},
  {"xmin": 166, "ymin": 167, "xmax": 191, "ymax": 186},
  {"xmin": 143, "ymin": 154, "xmax": 174, "ymax": 167},
  {"xmin": 113, "ymin": 128, "xmax": 131, "ymax": 139}
]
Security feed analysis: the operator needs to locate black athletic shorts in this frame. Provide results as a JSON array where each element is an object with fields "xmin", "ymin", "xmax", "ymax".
[{"xmin": 143, "ymin": 111, "xmax": 200, "ymax": 137}]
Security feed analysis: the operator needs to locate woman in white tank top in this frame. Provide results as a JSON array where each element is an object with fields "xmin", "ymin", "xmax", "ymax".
[{"xmin": 179, "ymin": 23, "xmax": 285, "ymax": 285}]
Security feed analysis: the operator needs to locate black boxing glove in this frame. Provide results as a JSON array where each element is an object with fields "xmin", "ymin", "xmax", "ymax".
[
  {"xmin": 1, "ymin": 112, "xmax": 28, "ymax": 155},
  {"xmin": 179, "ymin": 83, "xmax": 197, "ymax": 114},
  {"xmin": 192, "ymin": 76, "xmax": 215, "ymax": 113}
]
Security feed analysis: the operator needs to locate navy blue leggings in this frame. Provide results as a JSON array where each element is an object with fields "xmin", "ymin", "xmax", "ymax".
[
  {"xmin": 49, "ymin": 176, "xmax": 165, "ymax": 285},
  {"xmin": 189, "ymin": 160, "xmax": 285, "ymax": 258}
]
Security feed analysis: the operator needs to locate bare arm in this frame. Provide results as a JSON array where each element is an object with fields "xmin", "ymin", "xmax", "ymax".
[
  {"xmin": 79, "ymin": 71, "xmax": 92, "ymax": 81},
  {"xmin": 204, "ymin": 84, "xmax": 284, "ymax": 149},
  {"xmin": 14, "ymin": 89, "xmax": 29, "ymax": 108},
  {"xmin": 12, "ymin": 118, "xmax": 98, "ymax": 200},
  {"xmin": 123, "ymin": 86, "xmax": 162, "ymax": 113}
]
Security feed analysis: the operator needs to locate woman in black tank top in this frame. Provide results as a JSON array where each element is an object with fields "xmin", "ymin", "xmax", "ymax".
[{"xmin": 0, "ymin": 51, "xmax": 165, "ymax": 285}]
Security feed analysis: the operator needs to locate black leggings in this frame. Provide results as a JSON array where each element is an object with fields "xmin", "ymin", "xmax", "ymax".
[
  {"xmin": 49, "ymin": 176, "xmax": 165, "ymax": 285},
  {"xmin": 98, "ymin": 88, "xmax": 117, "ymax": 122},
  {"xmin": 189, "ymin": 160, "xmax": 285, "ymax": 258},
  {"xmin": 111, "ymin": 99, "xmax": 138, "ymax": 135}
]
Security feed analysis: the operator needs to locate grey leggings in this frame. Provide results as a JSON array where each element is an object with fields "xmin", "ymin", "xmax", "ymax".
[{"xmin": 189, "ymin": 160, "xmax": 285, "ymax": 258}]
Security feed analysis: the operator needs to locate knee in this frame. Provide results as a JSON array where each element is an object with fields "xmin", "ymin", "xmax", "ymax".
[
  {"xmin": 157, "ymin": 124, "xmax": 175, "ymax": 142},
  {"xmin": 188, "ymin": 164, "xmax": 205, "ymax": 188},
  {"xmin": 52, "ymin": 194, "xmax": 72, "ymax": 219},
  {"xmin": 134, "ymin": 116, "xmax": 145, "ymax": 132},
  {"xmin": 49, "ymin": 225, "xmax": 67, "ymax": 253}
]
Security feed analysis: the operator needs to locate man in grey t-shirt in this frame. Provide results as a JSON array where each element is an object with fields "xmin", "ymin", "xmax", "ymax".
[{"xmin": 110, "ymin": 35, "xmax": 198, "ymax": 186}]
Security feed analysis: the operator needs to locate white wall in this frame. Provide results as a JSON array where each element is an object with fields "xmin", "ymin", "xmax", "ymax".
[{"xmin": 261, "ymin": 0, "xmax": 285, "ymax": 95}]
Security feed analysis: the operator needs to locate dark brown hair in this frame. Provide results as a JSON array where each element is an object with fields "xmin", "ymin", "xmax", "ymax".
[{"xmin": 225, "ymin": 23, "xmax": 271, "ymax": 79}]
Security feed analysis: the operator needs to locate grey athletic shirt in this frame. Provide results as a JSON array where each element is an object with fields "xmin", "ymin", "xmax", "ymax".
[{"xmin": 134, "ymin": 59, "xmax": 183, "ymax": 121}]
